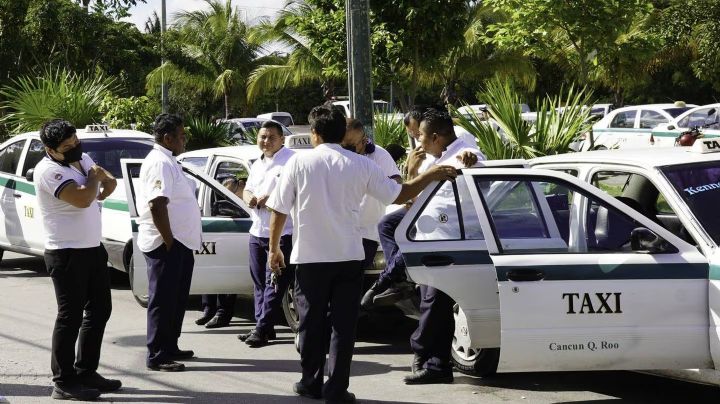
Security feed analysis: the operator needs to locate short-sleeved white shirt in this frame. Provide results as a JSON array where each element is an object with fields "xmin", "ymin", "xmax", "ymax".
[
  {"xmin": 267, "ymin": 143, "xmax": 402, "ymax": 264},
  {"xmin": 245, "ymin": 146, "xmax": 294, "ymax": 238},
  {"xmin": 359, "ymin": 145, "xmax": 401, "ymax": 241},
  {"xmin": 35, "ymin": 153, "xmax": 102, "ymax": 249},
  {"xmin": 137, "ymin": 144, "xmax": 202, "ymax": 252},
  {"xmin": 453, "ymin": 126, "xmax": 479, "ymax": 149}
]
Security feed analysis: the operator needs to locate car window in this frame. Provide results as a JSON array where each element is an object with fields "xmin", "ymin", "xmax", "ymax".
[
  {"xmin": 182, "ymin": 166, "xmax": 250, "ymax": 219},
  {"xmin": 408, "ymin": 180, "xmax": 484, "ymax": 241},
  {"xmin": 180, "ymin": 157, "xmax": 208, "ymax": 172},
  {"xmin": 639, "ymin": 110, "xmax": 668, "ymax": 129},
  {"xmin": 678, "ymin": 108, "xmax": 719, "ymax": 129},
  {"xmin": 82, "ymin": 138, "xmax": 153, "ymax": 178},
  {"xmin": 214, "ymin": 160, "xmax": 249, "ymax": 182},
  {"xmin": 22, "ymin": 139, "xmax": 44, "ymax": 176},
  {"xmin": 609, "ymin": 110, "xmax": 637, "ymax": 128},
  {"xmin": 0, "ymin": 140, "xmax": 27, "ymax": 175},
  {"xmin": 591, "ymin": 171, "xmax": 630, "ymax": 197}
]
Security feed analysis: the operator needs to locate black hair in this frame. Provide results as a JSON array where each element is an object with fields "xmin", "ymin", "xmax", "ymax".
[
  {"xmin": 421, "ymin": 108, "xmax": 455, "ymax": 138},
  {"xmin": 385, "ymin": 143, "xmax": 407, "ymax": 163},
  {"xmin": 153, "ymin": 113, "xmax": 184, "ymax": 142},
  {"xmin": 308, "ymin": 105, "xmax": 346, "ymax": 143},
  {"xmin": 403, "ymin": 105, "xmax": 428, "ymax": 127},
  {"xmin": 346, "ymin": 118, "xmax": 364, "ymax": 132},
  {"xmin": 40, "ymin": 119, "xmax": 76, "ymax": 150},
  {"xmin": 260, "ymin": 120, "xmax": 284, "ymax": 136}
]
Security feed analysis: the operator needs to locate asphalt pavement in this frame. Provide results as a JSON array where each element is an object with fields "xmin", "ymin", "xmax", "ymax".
[{"xmin": 1, "ymin": 252, "xmax": 719, "ymax": 403}]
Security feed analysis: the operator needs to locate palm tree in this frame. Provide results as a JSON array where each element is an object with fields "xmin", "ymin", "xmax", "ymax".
[
  {"xmin": 146, "ymin": 0, "xmax": 257, "ymax": 118},
  {"xmin": 246, "ymin": 2, "xmax": 343, "ymax": 103}
]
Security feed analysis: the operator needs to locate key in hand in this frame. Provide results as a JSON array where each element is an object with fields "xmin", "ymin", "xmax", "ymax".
[{"xmin": 270, "ymin": 272, "xmax": 279, "ymax": 293}]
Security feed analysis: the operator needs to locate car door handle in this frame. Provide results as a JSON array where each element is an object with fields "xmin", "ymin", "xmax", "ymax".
[
  {"xmin": 506, "ymin": 268, "xmax": 545, "ymax": 282},
  {"xmin": 420, "ymin": 255, "xmax": 454, "ymax": 267},
  {"xmin": 13, "ymin": 193, "xmax": 21, "ymax": 198}
]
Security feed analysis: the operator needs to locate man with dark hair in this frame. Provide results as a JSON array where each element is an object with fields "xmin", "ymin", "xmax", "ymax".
[
  {"xmin": 236, "ymin": 118, "xmax": 295, "ymax": 347},
  {"xmin": 35, "ymin": 119, "xmax": 120, "ymax": 400},
  {"xmin": 267, "ymin": 104, "xmax": 457, "ymax": 403},
  {"xmin": 138, "ymin": 113, "xmax": 202, "ymax": 372}
]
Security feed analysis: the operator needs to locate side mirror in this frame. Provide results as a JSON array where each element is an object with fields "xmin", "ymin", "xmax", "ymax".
[
  {"xmin": 212, "ymin": 199, "xmax": 246, "ymax": 218},
  {"xmin": 630, "ymin": 228, "xmax": 677, "ymax": 254},
  {"xmin": 667, "ymin": 125, "xmax": 675, "ymax": 130},
  {"xmin": 25, "ymin": 168, "xmax": 34, "ymax": 182}
]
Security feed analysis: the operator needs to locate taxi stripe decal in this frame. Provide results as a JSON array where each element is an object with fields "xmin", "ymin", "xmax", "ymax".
[
  {"xmin": 495, "ymin": 263, "xmax": 708, "ymax": 281},
  {"xmin": 710, "ymin": 265, "xmax": 720, "ymax": 281},
  {"xmin": 0, "ymin": 175, "xmax": 36, "ymax": 195},
  {"xmin": 403, "ymin": 250, "xmax": 493, "ymax": 266},
  {"xmin": 131, "ymin": 219, "xmax": 251, "ymax": 233},
  {"xmin": 103, "ymin": 199, "xmax": 129, "ymax": 212}
]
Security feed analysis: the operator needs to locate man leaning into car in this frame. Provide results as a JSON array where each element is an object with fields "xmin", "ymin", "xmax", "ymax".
[{"xmin": 35, "ymin": 119, "xmax": 120, "ymax": 401}]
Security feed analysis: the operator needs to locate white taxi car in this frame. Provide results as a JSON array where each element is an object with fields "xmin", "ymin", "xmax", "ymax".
[
  {"xmin": 652, "ymin": 103, "xmax": 720, "ymax": 145},
  {"xmin": 397, "ymin": 140, "xmax": 720, "ymax": 383},
  {"xmin": 0, "ymin": 125, "xmax": 154, "ymax": 271}
]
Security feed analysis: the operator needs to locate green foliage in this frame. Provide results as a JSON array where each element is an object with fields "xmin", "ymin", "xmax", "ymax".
[
  {"xmin": 372, "ymin": 113, "xmax": 407, "ymax": 149},
  {"xmin": 101, "ymin": 95, "xmax": 160, "ymax": 133},
  {"xmin": 184, "ymin": 116, "xmax": 231, "ymax": 151},
  {"xmin": 533, "ymin": 85, "xmax": 594, "ymax": 156},
  {"xmin": 0, "ymin": 68, "xmax": 116, "ymax": 134}
]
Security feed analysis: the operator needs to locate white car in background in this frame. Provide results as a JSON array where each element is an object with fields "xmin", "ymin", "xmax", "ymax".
[
  {"xmin": 652, "ymin": 103, "xmax": 720, "ymax": 144},
  {"xmin": 256, "ymin": 112, "xmax": 294, "ymax": 127},
  {"xmin": 218, "ymin": 117, "xmax": 293, "ymax": 144},
  {"xmin": 586, "ymin": 104, "xmax": 695, "ymax": 150}
]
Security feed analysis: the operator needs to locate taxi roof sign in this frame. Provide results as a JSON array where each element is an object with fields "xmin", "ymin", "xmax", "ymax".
[
  {"xmin": 692, "ymin": 138, "xmax": 720, "ymax": 154},
  {"xmin": 286, "ymin": 134, "xmax": 312, "ymax": 149},
  {"xmin": 84, "ymin": 124, "xmax": 110, "ymax": 133}
]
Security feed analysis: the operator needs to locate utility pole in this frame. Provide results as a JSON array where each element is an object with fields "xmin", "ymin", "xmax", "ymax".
[
  {"xmin": 345, "ymin": 0, "xmax": 373, "ymax": 140},
  {"xmin": 161, "ymin": 0, "xmax": 169, "ymax": 113}
]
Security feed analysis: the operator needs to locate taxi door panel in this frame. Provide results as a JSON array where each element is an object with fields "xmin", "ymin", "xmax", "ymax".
[
  {"xmin": 709, "ymin": 253, "xmax": 720, "ymax": 370},
  {"xmin": 464, "ymin": 168, "xmax": 711, "ymax": 372}
]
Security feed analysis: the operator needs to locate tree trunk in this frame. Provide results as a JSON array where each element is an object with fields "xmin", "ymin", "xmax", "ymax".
[
  {"xmin": 224, "ymin": 92, "xmax": 230, "ymax": 119},
  {"xmin": 395, "ymin": 84, "xmax": 409, "ymax": 112},
  {"xmin": 322, "ymin": 80, "xmax": 335, "ymax": 100}
]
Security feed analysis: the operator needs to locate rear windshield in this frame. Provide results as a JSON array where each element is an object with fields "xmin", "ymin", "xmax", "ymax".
[
  {"xmin": 661, "ymin": 161, "xmax": 720, "ymax": 244},
  {"xmin": 83, "ymin": 138, "xmax": 154, "ymax": 178}
]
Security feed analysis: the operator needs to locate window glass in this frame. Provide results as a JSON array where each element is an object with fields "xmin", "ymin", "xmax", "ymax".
[
  {"xmin": 180, "ymin": 157, "xmax": 208, "ymax": 172},
  {"xmin": 214, "ymin": 160, "xmax": 248, "ymax": 182},
  {"xmin": 678, "ymin": 108, "xmax": 719, "ymax": 129},
  {"xmin": 22, "ymin": 139, "xmax": 44, "ymax": 176},
  {"xmin": 0, "ymin": 140, "xmax": 26, "ymax": 175},
  {"xmin": 409, "ymin": 180, "xmax": 484, "ymax": 241},
  {"xmin": 639, "ymin": 110, "xmax": 668, "ymax": 129},
  {"xmin": 477, "ymin": 180, "xmax": 550, "ymax": 241},
  {"xmin": 182, "ymin": 166, "xmax": 250, "ymax": 219},
  {"xmin": 609, "ymin": 110, "xmax": 637, "ymax": 128},
  {"xmin": 591, "ymin": 171, "xmax": 631, "ymax": 197},
  {"xmin": 82, "ymin": 138, "xmax": 153, "ymax": 178}
]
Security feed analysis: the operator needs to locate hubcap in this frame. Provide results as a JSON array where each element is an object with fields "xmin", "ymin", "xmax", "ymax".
[{"xmin": 452, "ymin": 304, "xmax": 480, "ymax": 361}]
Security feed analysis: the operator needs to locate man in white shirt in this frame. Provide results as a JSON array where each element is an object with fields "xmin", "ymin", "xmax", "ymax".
[
  {"xmin": 238, "ymin": 120, "xmax": 295, "ymax": 347},
  {"xmin": 266, "ymin": 105, "xmax": 457, "ymax": 403},
  {"xmin": 341, "ymin": 118, "xmax": 402, "ymax": 270},
  {"xmin": 405, "ymin": 108, "xmax": 485, "ymax": 385},
  {"xmin": 35, "ymin": 120, "xmax": 120, "ymax": 401},
  {"xmin": 138, "ymin": 114, "xmax": 202, "ymax": 372}
]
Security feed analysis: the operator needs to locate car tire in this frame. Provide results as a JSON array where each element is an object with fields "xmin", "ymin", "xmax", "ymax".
[
  {"xmin": 451, "ymin": 303, "xmax": 499, "ymax": 377},
  {"xmin": 128, "ymin": 256, "xmax": 149, "ymax": 308},
  {"xmin": 282, "ymin": 282, "xmax": 300, "ymax": 333},
  {"xmin": 0, "ymin": 249, "xmax": 4, "ymax": 262},
  {"xmin": 592, "ymin": 145, "xmax": 608, "ymax": 151}
]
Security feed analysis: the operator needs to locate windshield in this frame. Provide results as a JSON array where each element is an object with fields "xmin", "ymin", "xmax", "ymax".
[
  {"xmin": 661, "ymin": 161, "xmax": 720, "ymax": 245},
  {"xmin": 663, "ymin": 107, "xmax": 693, "ymax": 118},
  {"xmin": 83, "ymin": 138, "xmax": 153, "ymax": 178}
]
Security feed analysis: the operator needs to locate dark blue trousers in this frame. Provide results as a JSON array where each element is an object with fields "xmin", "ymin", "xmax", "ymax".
[
  {"xmin": 361, "ymin": 238, "xmax": 379, "ymax": 269},
  {"xmin": 248, "ymin": 234, "xmax": 293, "ymax": 333},
  {"xmin": 144, "ymin": 240, "xmax": 194, "ymax": 366},
  {"xmin": 201, "ymin": 294, "xmax": 236, "ymax": 319},
  {"xmin": 410, "ymin": 285, "xmax": 454, "ymax": 372},
  {"xmin": 295, "ymin": 261, "xmax": 363, "ymax": 400},
  {"xmin": 377, "ymin": 207, "xmax": 408, "ymax": 286}
]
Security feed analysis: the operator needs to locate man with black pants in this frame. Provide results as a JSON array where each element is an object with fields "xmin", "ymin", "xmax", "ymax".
[
  {"xmin": 35, "ymin": 119, "xmax": 121, "ymax": 400},
  {"xmin": 267, "ymin": 105, "xmax": 457, "ymax": 403},
  {"xmin": 138, "ymin": 114, "xmax": 202, "ymax": 372}
]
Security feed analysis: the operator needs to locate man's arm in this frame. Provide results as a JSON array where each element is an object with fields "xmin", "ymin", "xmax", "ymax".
[
  {"xmin": 58, "ymin": 169, "xmax": 102, "ymax": 208},
  {"xmin": 148, "ymin": 197, "xmax": 174, "ymax": 250},
  {"xmin": 96, "ymin": 166, "xmax": 117, "ymax": 201},
  {"xmin": 392, "ymin": 165, "xmax": 457, "ymax": 204},
  {"xmin": 242, "ymin": 189, "xmax": 257, "ymax": 207},
  {"xmin": 267, "ymin": 210, "xmax": 288, "ymax": 274}
]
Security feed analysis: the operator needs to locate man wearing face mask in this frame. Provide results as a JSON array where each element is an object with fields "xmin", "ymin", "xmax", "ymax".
[
  {"xmin": 139, "ymin": 113, "xmax": 202, "ymax": 372},
  {"xmin": 35, "ymin": 119, "xmax": 120, "ymax": 400}
]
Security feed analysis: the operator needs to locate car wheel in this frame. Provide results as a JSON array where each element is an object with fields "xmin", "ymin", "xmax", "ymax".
[
  {"xmin": 451, "ymin": 303, "xmax": 499, "ymax": 377},
  {"xmin": 283, "ymin": 282, "xmax": 300, "ymax": 333},
  {"xmin": 592, "ymin": 145, "xmax": 608, "ymax": 151},
  {"xmin": 0, "ymin": 249, "xmax": 4, "ymax": 262},
  {"xmin": 128, "ymin": 256, "xmax": 148, "ymax": 308}
]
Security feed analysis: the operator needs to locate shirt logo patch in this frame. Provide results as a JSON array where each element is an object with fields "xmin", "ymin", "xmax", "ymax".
[
  {"xmin": 438, "ymin": 213, "xmax": 449, "ymax": 223},
  {"xmin": 153, "ymin": 180, "xmax": 162, "ymax": 190},
  {"xmin": 54, "ymin": 173, "xmax": 62, "ymax": 181}
]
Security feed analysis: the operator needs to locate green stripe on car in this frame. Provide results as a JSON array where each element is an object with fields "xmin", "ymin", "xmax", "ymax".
[
  {"xmin": 495, "ymin": 263, "xmax": 708, "ymax": 281},
  {"xmin": 0, "ymin": 175, "xmax": 36, "ymax": 195}
]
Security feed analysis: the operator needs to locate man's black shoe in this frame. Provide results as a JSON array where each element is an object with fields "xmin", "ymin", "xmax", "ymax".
[
  {"xmin": 360, "ymin": 280, "xmax": 388, "ymax": 309},
  {"xmin": 411, "ymin": 354, "xmax": 425, "ymax": 374},
  {"xmin": 238, "ymin": 329, "xmax": 275, "ymax": 342},
  {"xmin": 51, "ymin": 384, "xmax": 101, "ymax": 401},
  {"xmin": 325, "ymin": 391, "xmax": 356, "ymax": 404},
  {"xmin": 78, "ymin": 371, "xmax": 122, "ymax": 392},
  {"xmin": 403, "ymin": 368, "xmax": 453, "ymax": 385},
  {"xmin": 195, "ymin": 311, "xmax": 215, "ymax": 326},
  {"xmin": 205, "ymin": 316, "xmax": 231, "ymax": 329},
  {"xmin": 373, "ymin": 282, "xmax": 414, "ymax": 306},
  {"xmin": 293, "ymin": 382, "xmax": 321, "ymax": 399},
  {"xmin": 147, "ymin": 361, "xmax": 185, "ymax": 372},
  {"xmin": 170, "ymin": 349, "xmax": 195, "ymax": 359},
  {"xmin": 245, "ymin": 329, "xmax": 269, "ymax": 348}
]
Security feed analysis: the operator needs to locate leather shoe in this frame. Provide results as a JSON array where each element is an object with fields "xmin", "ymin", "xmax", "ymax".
[
  {"xmin": 411, "ymin": 354, "xmax": 425, "ymax": 374},
  {"xmin": 403, "ymin": 368, "xmax": 453, "ymax": 385},
  {"xmin": 195, "ymin": 311, "xmax": 215, "ymax": 326},
  {"xmin": 360, "ymin": 280, "xmax": 388, "ymax": 309},
  {"xmin": 51, "ymin": 384, "xmax": 101, "ymax": 401},
  {"xmin": 238, "ymin": 329, "xmax": 275, "ymax": 341},
  {"xmin": 170, "ymin": 349, "xmax": 195, "ymax": 359},
  {"xmin": 78, "ymin": 371, "xmax": 122, "ymax": 392},
  {"xmin": 147, "ymin": 361, "xmax": 185, "ymax": 372},
  {"xmin": 245, "ymin": 329, "xmax": 269, "ymax": 348},
  {"xmin": 373, "ymin": 282, "xmax": 415, "ymax": 306},
  {"xmin": 293, "ymin": 382, "xmax": 321, "ymax": 399},
  {"xmin": 205, "ymin": 316, "xmax": 231, "ymax": 329},
  {"xmin": 326, "ymin": 391, "xmax": 356, "ymax": 404}
]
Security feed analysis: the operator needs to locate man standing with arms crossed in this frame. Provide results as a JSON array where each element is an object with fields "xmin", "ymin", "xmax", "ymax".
[
  {"xmin": 138, "ymin": 113, "xmax": 202, "ymax": 372},
  {"xmin": 266, "ymin": 105, "xmax": 457, "ymax": 403},
  {"xmin": 35, "ymin": 119, "xmax": 120, "ymax": 400}
]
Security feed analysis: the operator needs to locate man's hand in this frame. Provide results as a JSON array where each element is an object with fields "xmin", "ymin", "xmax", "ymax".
[
  {"xmin": 247, "ymin": 195, "xmax": 258, "ymax": 208},
  {"xmin": 164, "ymin": 238, "xmax": 174, "ymax": 251},
  {"xmin": 425, "ymin": 165, "xmax": 458, "ymax": 182},
  {"xmin": 456, "ymin": 151, "xmax": 478, "ymax": 168},
  {"xmin": 406, "ymin": 146, "xmax": 427, "ymax": 175},
  {"xmin": 88, "ymin": 165, "xmax": 106, "ymax": 181},
  {"xmin": 256, "ymin": 195, "xmax": 270, "ymax": 209},
  {"xmin": 268, "ymin": 249, "xmax": 286, "ymax": 274}
]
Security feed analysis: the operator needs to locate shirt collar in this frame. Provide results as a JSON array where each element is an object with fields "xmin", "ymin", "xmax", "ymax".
[
  {"xmin": 153, "ymin": 143, "xmax": 174, "ymax": 157},
  {"xmin": 261, "ymin": 145, "xmax": 286, "ymax": 162},
  {"xmin": 439, "ymin": 137, "xmax": 465, "ymax": 159},
  {"xmin": 45, "ymin": 152, "xmax": 69, "ymax": 167}
]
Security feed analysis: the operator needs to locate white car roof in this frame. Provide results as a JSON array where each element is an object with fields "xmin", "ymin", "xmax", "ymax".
[
  {"xmin": 531, "ymin": 147, "xmax": 720, "ymax": 169},
  {"xmin": 179, "ymin": 134, "xmax": 314, "ymax": 161},
  {"xmin": 1, "ymin": 128, "xmax": 152, "ymax": 147}
]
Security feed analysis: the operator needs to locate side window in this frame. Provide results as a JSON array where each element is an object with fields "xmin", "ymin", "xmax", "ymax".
[
  {"xmin": 182, "ymin": 167, "xmax": 249, "ymax": 219},
  {"xmin": 214, "ymin": 160, "xmax": 249, "ymax": 182},
  {"xmin": 0, "ymin": 140, "xmax": 27, "ymax": 175},
  {"xmin": 679, "ymin": 108, "xmax": 712, "ymax": 128},
  {"xmin": 639, "ymin": 110, "xmax": 667, "ymax": 129},
  {"xmin": 22, "ymin": 139, "xmax": 44, "ymax": 176},
  {"xmin": 609, "ymin": 110, "xmax": 637, "ymax": 128},
  {"xmin": 409, "ymin": 180, "xmax": 484, "ymax": 241},
  {"xmin": 591, "ymin": 171, "xmax": 631, "ymax": 198}
]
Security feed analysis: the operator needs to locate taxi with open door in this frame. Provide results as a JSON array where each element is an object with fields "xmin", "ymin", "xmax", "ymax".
[{"xmin": 397, "ymin": 139, "xmax": 720, "ymax": 383}]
